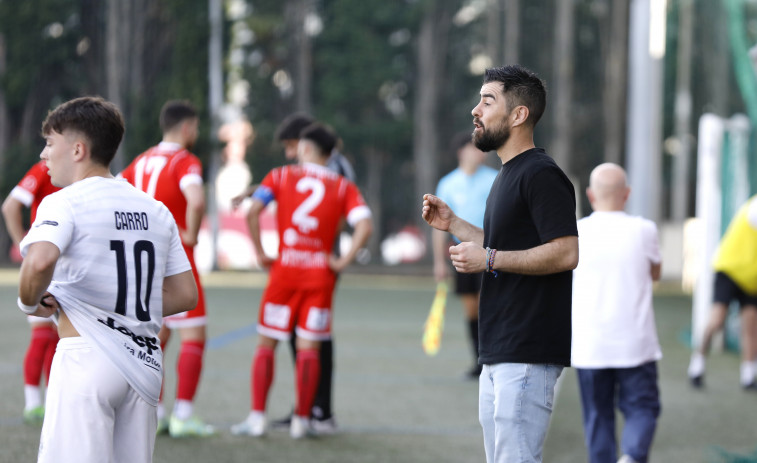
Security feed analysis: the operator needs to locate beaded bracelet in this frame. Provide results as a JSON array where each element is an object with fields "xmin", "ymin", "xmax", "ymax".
[{"xmin": 485, "ymin": 247, "xmax": 498, "ymax": 277}]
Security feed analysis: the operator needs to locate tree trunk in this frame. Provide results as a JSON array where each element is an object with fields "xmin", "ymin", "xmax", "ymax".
[
  {"xmin": 602, "ymin": 0, "xmax": 629, "ymax": 165},
  {"xmin": 549, "ymin": 0, "xmax": 576, "ymax": 175},
  {"xmin": 486, "ymin": 0, "xmax": 502, "ymax": 65},
  {"xmin": 106, "ymin": 0, "xmax": 129, "ymax": 171},
  {"xmin": 503, "ymin": 0, "xmax": 520, "ymax": 65},
  {"xmin": 413, "ymin": 4, "xmax": 450, "ymax": 252},
  {"xmin": 671, "ymin": 0, "xmax": 694, "ymax": 221}
]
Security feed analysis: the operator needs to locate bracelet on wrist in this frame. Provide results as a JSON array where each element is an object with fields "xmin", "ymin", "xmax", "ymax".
[{"xmin": 17, "ymin": 297, "xmax": 38, "ymax": 315}]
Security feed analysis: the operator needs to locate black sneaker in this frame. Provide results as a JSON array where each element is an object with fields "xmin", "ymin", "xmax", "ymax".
[
  {"xmin": 742, "ymin": 381, "xmax": 757, "ymax": 392},
  {"xmin": 689, "ymin": 374, "xmax": 704, "ymax": 389}
]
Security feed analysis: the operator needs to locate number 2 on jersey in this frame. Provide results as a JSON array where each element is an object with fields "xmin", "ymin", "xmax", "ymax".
[
  {"xmin": 111, "ymin": 240, "xmax": 156, "ymax": 321},
  {"xmin": 292, "ymin": 177, "xmax": 325, "ymax": 233}
]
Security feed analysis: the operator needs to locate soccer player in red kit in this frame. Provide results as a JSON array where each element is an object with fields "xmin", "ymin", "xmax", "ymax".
[
  {"xmin": 2, "ymin": 160, "xmax": 60, "ymax": 423},
  {"xmin": 120, "ymin": 100, "xmax": 213, "ymax": 437},
  {"xmin": 232, "ymin": 122, "xmax": 373, "ymax": 438}
]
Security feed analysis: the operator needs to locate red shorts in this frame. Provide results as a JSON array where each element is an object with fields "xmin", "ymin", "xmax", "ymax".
[
  {"xmin": 257, "ymin": 279, "xmax": 335, "ymax": 341},
  {"xmin": 164, "ymin": 248, "xmax": 207, "ymax": 329}
]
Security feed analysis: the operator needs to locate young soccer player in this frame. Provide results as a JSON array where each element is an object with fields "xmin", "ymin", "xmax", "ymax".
[
  {"xmin": 2, "ymin": 160, "xmax": 60, "ymax": 423},
  {"xmin": 18, "ymin": 96, "xmax": 197, "ymax": 463},
  {"xmin": 232, "ymin": 122, "xmax": 372, "ymax": 438},
  {"xmin": 120, "ymin": 100, "xmax": 214, "ymax": 437}
]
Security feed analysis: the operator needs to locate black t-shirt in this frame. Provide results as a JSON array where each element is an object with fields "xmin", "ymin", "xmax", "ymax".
[{"xmin": 479, "ymin": 148, "xmax": 577, "ymax": 367}]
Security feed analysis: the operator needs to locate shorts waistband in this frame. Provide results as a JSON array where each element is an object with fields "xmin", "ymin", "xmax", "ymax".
[{"xmin": 56, "ymin": 336, "xmax": 90, "ymax": 350}]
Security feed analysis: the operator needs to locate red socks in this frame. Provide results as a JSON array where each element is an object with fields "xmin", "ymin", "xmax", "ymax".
[
  {"xmin": 295, "ymin": 349, "xmax": 321, "ymax": 417},
  {"xmin": 176, "ymin": 340, "xmax": 205, "ymax": 401},
  {"xmin": 24, "ymin": 325, "xmax": 59, "ymax": 386},
  {"xmin": 252, "ymin": 346, "xmax": 275, "ymax": 412}
]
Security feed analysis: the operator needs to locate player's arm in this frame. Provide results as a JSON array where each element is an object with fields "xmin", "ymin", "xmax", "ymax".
[
  {"xmin": 246, "ymin": 198, "xmax": 274, "ymax": 268},
  {"xmin": 2, "ymin": 195, "xmax": 27, "ymax": 246},
  {"xmin": 330, "ymin": 217, "xmax": 372, "ymax": 273},
  {"xmin": 432, "ymin": 228, "xmax": 450, "ymax": 282},
  {"xmin": 449, "ymin": 235, "xmax": 579, "ymax": 276},
  {"xmin": 231, "ymin": 184, "xmax": 259, "ymax": 210},
  {"xmin": 181, "ymin": 183, "xmax": 205, "ymax": 247},
  {"xmin": 651, "ymin": 262, "xmax": 662, "ymax": 281},
  {"xmin": 422, "ymin": 194, "xmax": 483, "ymax": 245},
  {"xmin": 162, "ymin": 270, "xmax": 198, "ymax": 317},
  {"xmin": 18, "ymin": 241, "xmax": 59, "ymax": 317}
]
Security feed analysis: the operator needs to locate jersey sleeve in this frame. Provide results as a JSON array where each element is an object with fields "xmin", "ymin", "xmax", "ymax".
[
  {"xmin": 175, "ymin": 154, "xmax": 204, "ymax": 191},
  {"xmin": 12, "ymin": 163, "xmax": 49, "ymax": 207},
  {"xmin": 165, "ymin": 218, "xmax": 192, "ymax": 276},
  {"xmin": 343, "ymin": 180, "xmax": 371, "ymax": 227},
  {"xmin": 526, "ymin": 165, "xmax": 578, "ymax": 243},
  {"xmin": 251, "ymin": 169, "xmax": 279, "ymax": 207},
  {"xmin": 19, "ymin": 193, "xmax": 74, "ymax": 256}
]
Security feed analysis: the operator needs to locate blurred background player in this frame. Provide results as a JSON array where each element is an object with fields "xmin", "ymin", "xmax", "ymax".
[
  {"xmin": 572, "ymin": 163, "xmax": 662, "ymax": 463},
  {"xmin": 2, "ymin": 160, "xmax": 60, "ymax": 423},
  {"xmin": 432, "ymin": 132, "xmax": 497, "ymax": 379},
  {"xmin": 120, "ymin": 100, "xmax": 214, "ymax": 437},
  {"xmin": 688, "ymin": 194, "xmax": 757, "ymax": 390},
  {"xmin": 232, "ymin": 122, "xmax": 372, "ymax": 438},
  {"xmin": 232, "ymin": 113, "xmax": 355, "ymax": 432}
]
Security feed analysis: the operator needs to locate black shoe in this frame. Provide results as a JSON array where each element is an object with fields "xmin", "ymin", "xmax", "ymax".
[
  {"xmin": 464, "ymin": 365, "xmax": 482, "ymax": 380},
  {"xmin": 689, "ymin": 374, "xmax": 704, "ymax": 389},
  {"xmin": 269, "ymin": 413, "xmax": 293, "ymax": 430},
  {"xmin": 742, "ymin": 381, "xmax": 757, "ymax": 392}
]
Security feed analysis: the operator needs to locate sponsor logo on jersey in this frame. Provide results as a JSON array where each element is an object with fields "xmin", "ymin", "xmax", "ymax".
[
  {"xmin": 35, "ymin": 220, "xmax": 58, "ymax": 227},
  {"xmin": 97, "ymin": 316, "xmax": 159, "ymax": 356}
]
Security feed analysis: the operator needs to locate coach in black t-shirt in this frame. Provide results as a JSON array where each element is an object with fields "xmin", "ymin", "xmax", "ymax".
[{"xmin": 422, "ymin": 65, "xmax": 578, "ymax": 463}]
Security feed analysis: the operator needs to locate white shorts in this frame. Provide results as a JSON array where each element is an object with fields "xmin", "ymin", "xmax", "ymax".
[{"xmin": 38, "ymin": 337, "xmax": 157, "ymax": 463}]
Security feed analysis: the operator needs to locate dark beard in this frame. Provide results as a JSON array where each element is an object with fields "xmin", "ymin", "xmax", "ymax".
[{"xmin": 473, "ymin": 123, "xmax": 510, "ymax": 153}]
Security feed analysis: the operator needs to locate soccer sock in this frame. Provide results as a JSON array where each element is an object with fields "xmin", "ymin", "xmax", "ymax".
[
  {"xmin": 173, "ymin": 399, "xmax": 194, "ymax": 420},
  {"xmin": 176, "ymin": 340, "xmax": 205, "ymax": 402},
  {"xmin": 252, "ymin": 346, "xmax": 275, "ymax": 412},
  {"xmin": 42, "ymin": 330, "xmax": 59, "ymax": 385},
  {"xmin": 295, "ymin": 349, "xmax": 321, "ymax": 418},
  {"xmin": 24, "ymin": 325, "xmax": 58, "ymax": 387},
  {"xmin": 688, "ymin": 352, "xmax": 705, "ymax": 377},
  {"xmin": 24, "ymin": 385, "xmax": 42, "ymax": 411},
  {"xmin": 740, "ymin": 361, "xmax": 755, "ymax": 386},
  {"xmin": 312, "ymin": 340, "xmax": 333, "ymax": 420},
  {"xmin": 468, "ymin": 319, "xmax": 480, "ymax": 362}
]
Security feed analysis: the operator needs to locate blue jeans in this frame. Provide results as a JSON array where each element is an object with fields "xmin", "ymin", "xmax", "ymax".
[
  {"xmin": 479, "ymin": 363, "xmax": 563, "ymax": 463},
  {"xmin": 577, "ymin": 362, "xmax": 661, "ymax": 463}
]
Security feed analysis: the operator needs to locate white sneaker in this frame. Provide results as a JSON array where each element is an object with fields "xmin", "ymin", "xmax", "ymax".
[
  {"xmin": 231, "ymin": 412, "xmax": 266, "ymax": 437},
  {"xmin": 310, "ymin": 416, "xmax": 338, "ymax": 435},
  {"xmin": 618, "ymin": 455, "xmax": 639, "ymax": 463},
  {"xmin": 290, "ymin": 415, "xmax": 313, "ymax": 439}
]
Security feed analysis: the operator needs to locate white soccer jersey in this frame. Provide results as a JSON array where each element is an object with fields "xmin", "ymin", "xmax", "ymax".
[{"xmin": 20, "ymin": 177, "xmax": 190, "ymax": 405}]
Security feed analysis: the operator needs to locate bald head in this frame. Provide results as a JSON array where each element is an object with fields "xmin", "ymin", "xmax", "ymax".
[{"xmin": 587, "ymin": 163, "xmax": 629, "ymax": 211}]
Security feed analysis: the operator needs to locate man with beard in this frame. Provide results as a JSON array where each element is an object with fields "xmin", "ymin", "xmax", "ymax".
[
  {"xmin": 120, "ymin": 100, "xmax": 214, "ymax": 437},
  {"xmin": 422, "ymin": 65, "xmax": 578, "ymax": 463}
]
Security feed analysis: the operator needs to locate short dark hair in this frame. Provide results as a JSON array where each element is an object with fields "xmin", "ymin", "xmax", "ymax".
[
  {"xmin": 160, "ymin": 100, "xmax": 197, "ymax": 133},
  {"xmin": 41, "ymin": 96, "xmax": 125, "ymax": 167},
  {"xmin": 450, "ymin": 131, "xmax": 474, "ymax": 153},
  {"xmin": 299, "ymin": 123, "xmax": 337, "ymax": 157},
  {"xmin": 276, "ymin": 113, "xmax": 314, "ymax": 141},
  {"xmin": 483, "ymin": 65, "xmax": 546, "ymax": 127}
]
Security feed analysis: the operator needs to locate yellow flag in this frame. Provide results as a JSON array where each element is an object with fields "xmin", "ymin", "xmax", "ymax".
[{"xmin": 422, "ymin": 282, "xmax": 448, "ymax": 356}]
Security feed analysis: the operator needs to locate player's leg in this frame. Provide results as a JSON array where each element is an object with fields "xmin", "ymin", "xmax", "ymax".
[
  {"xmin": 38, "ymin": 337, "xmax": 125, "ymax": 463},
  {"xmin": 166, "ymin": 266, "xmax": 214, "ymax": 437},
  {"xmin": 617, "ymin": 362, "xmax": 661, "ymax": 463},
  {"xmin": 232, "ymin": 283, "xmax": 293, "ymax": 436},
  {"xmin": 311, "ymin": 337, "xmax": 335, "ymax": 431},
  {"xmin": 456, "ymin": 271, "xmax": 482, "ymax": 379},
  {"xmin": 156, "ymin": 324, "xmax": 171, "ymax": 433},
  {"xmin": 290, "ymin": 287, "xmax": 332, "ymax": 438},
  {"xmin": 576, "ymin": 368, "xmax": 618, "ymax": 463},
  {"xmin": 23, "ymin": 318, "xmax": 57, "ymax": 423},
  {"xmin": 739, "ymin": 305, "xmax": 757, "ymax": 389},
  {"xmin": 689, "ymin": 272, "xmax": 733, "ymax": 386},
  {"xmin": 113, "ymin": 388, "xmax": 157, "ymax": 463}
]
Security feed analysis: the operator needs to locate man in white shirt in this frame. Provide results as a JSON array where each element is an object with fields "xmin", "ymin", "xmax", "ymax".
[
  {"xmin": 572, "ymin": 163, "xmax": 662, "ymax": 463},
  {"xmin": 18, "ymin": 96, "xmax": 198, "ymax": 463}
]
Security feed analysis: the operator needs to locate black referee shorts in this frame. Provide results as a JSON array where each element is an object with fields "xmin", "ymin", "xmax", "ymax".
[{"xmin": 713, "ymin": 271, "xmax": 757, "ymax": 308}]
